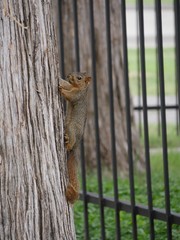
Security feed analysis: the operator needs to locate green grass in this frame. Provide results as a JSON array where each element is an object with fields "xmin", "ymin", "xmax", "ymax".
[
  {"xmin": 74, "ymin": 127, "xmax": 180, "ymax": 239},
  {"xmin": 128, "ymin": 48, "xmax": 176, "ymax": 96},
  {"xmin": 141, "ymin": 124, "xmax": 180, "ymax": 148}
]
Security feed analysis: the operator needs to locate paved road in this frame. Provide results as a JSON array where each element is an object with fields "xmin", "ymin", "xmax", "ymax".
[{"xmin": 127, "ymin": 6, "xmax": 174, "ymax": 48}]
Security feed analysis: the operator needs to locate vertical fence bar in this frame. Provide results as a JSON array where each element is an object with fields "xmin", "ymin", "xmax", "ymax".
[
  {"xmin": 156, "ymin": 57, "xmax": 161, "ymax": 136},
  {"xmin": 104, "ymin": 0, "xmax": 120, "ymax": 239},
  {"xmin": 121, "ymin": 0, "xmax": 137, "ymax": 239},
  {"xmin": 155, "ymin": 1, "xmax": 172, "ymax": 239},
  {"xmin": 72, "ymin": 0, "xmax": 80, "ymax": 70},
  {"xmin": 135, "ymin": 0, "xmax": 142, "ymax": 136},
  {"xmin": 79, "ymin": 142, "xmax": 89, "ymax": 239},
  {"xmin": 57, "ymin": 0, "xmax": 65, "ymax": 78},
  {"xmin": 72, "ymin": 1, "xmax": 89, "ymax": 239},
  {"xmin": 174, "ymin": 0, "xmax": 180, "ymax": 133},
  {"xmin": 154, "ymin": 2, "xmax": 161, "ymax": 136},
  {"xmin": 138, "ymin": 1, "xmax": 155, "ymax": 239},
  {"xmin": 175, "ymin": 76, "xmax": 179, "ymax": 134},
  {"xmin": 89, "ymin": 1, "xmax": 105, "ymax": 239}
]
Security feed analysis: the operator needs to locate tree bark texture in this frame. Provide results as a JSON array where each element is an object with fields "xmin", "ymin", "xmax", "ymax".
[
  {"xmin": 0, "ymin": 0, "xmax": 76, "ymax": 239},
  {"xmin": 61, "ymin": 0, "xmax": 144, "ymax": 173}
]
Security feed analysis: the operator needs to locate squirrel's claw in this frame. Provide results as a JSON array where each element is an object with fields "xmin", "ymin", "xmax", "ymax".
[
  {"xmin": 64, "ymin": 133, "xmax": 69, "ymax": 144},
  {"xmin": 64, "ymin": 133, "xmax": 72, "ymax": 150},
  {"xmin": 58, "ymin": 84, "xmax": 63, "ymax": 92}
]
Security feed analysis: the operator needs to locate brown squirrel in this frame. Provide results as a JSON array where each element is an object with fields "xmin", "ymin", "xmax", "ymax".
[{"xmin": 59, "ymin": 72, "xmax": 91, "ymax": 204}]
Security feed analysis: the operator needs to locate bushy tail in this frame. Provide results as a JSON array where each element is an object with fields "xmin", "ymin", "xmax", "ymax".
[{"xmin": 65, "ymin": 152, "xmax": 79, "ymax": 204}]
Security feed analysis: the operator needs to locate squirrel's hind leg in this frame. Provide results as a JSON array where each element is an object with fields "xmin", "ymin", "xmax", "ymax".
[{"xmin": 64, "ymin": 131, "xmax": 76, "ymax": 151}]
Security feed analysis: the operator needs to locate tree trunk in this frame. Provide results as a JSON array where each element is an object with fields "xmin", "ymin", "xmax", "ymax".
[
  {"xmin": 61, "ymin": 0, "xmax": 144, "ymax": 173},
  {"xmin": 0, "ymin": 0, "xmax": 76, "ymax": 239}
]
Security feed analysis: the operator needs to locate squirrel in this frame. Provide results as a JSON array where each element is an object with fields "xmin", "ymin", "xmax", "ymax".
[{"xmin": 59, "ymin": 72, "xmax": 91, "ymax": 204}]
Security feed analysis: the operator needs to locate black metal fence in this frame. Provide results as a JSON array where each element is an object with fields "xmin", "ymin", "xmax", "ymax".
[{"xmin": 58, "ymin": 0, "xmax": 180, "ymax": 239}]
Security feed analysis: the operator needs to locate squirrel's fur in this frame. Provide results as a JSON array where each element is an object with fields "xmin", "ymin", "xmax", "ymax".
[{"xmin": 59, "ymin": 72, "xmax": 91, "ymax": 204}]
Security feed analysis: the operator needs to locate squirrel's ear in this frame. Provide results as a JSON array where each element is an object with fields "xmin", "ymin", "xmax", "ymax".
[
  {"xmin": 85, "ymin": 76, "xmax": 91, "ymax": 84},
  {"xmin": 82, "ymin": 71, "xmax": 87, "ymax": 75}
]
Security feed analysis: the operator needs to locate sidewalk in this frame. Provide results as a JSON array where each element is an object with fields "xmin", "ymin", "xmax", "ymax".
[
  {"xmin": 133, "ymin": 96, "xmax": 179, "ymax": 124},
  {"xmin": 126, "ymin": 6, "xmax": 174, "ymax": 48}
]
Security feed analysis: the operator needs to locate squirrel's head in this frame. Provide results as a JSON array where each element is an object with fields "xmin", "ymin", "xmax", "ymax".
[{"xmin": 66, "ymin": 72, "xmax": 91, "ymax": 89}]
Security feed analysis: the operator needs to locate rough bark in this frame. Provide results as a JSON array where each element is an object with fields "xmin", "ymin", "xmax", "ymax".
[
  {"xmin": 61, "ymin": 0, "xmax": 144, "ymax": 173},
  {"xmin": 0, "ymin": 0, "xmax": 76, "ymax": 239}
]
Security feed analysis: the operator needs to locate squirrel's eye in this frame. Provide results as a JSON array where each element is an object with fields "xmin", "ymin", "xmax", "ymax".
[{"xmin": 77, "ymin": 76, "xmax": 82, "ymax": 80}]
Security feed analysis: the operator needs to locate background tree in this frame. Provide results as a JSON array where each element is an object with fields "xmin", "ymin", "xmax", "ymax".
[
  {"xmin": 61, "ymin": 0, "xmax": 144, "ymax": 173},
  {"xmin": 0, "ymin": 0, "xmax": 76, "ymax": 239}
]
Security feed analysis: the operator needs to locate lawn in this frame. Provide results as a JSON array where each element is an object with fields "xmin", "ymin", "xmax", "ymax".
[
  {"xmin": 74, "ymin": 124, "xmax": 180, "ymax": 239},
  {"xmin": 142, "ymin": 124, "xmax": 180, "ymax": 148},
  {"xmin": 74, "ymin": 151, "xmax": 180, "ymax": 239},
  {"xmin": 128, "ymin": 48, "xmax": 176, "ymax": 96}
]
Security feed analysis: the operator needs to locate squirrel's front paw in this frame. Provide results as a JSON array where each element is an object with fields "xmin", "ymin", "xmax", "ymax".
[{"xmin": 58, "ymin": 84, "xmax": 63, "ymax": 93}]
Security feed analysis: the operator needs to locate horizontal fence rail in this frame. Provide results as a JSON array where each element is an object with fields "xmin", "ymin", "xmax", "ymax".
[
  {"xmin": 58, "ymin": 0, "xmax": 180, "ymax": 239},
  {"xmin": 79, "ymin": 192, "xmax": 180, "ymax": 225}
]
